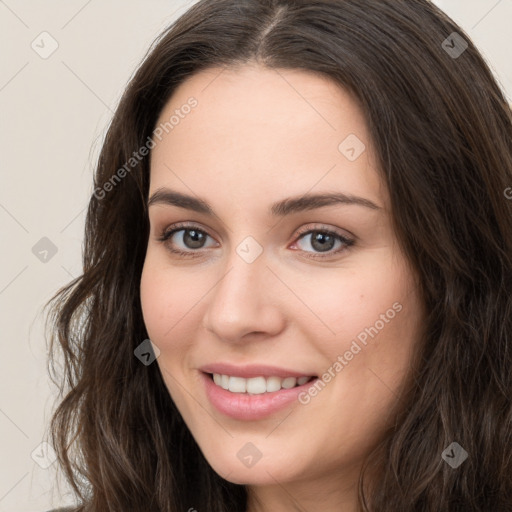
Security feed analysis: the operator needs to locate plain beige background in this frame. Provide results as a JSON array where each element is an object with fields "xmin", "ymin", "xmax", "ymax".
[{"xmin": 0, "ymin": 1, "xmax": 511, "ymax": 510}]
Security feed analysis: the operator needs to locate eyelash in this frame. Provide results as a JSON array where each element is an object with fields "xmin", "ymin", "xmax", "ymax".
[{"xmin": 156, "ymin": 222, "xmax": 355, "ymax": 260}]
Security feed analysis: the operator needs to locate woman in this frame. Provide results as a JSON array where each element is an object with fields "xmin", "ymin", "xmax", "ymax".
[{"xmin": 45, "ymin": 0, "xmax": 512, "ymax": 510}]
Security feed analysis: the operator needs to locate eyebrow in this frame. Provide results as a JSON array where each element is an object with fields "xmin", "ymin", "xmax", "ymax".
[{"xmin": 147, "ymin": 188, "xmax": 382, "ymax": 216}]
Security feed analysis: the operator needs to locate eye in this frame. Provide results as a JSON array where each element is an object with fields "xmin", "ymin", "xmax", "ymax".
[
  {"xmin": 157, "ymin": 222, "xmax": 218, "ymax": 258},
  {"xmin": 157, "ymin": 222, "xmax": 355, "ymax": 259},
  {"xmin": 291, "ymin": 225, "xmax": 354, "ymax": 259}
]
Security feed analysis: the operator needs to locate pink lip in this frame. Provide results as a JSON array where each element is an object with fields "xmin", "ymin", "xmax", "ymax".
[
  {"xmin": 199, "ymin": 362, "xmax": 315, "ymax": 379},
  {"xmin": 200, "ymin": 371, "xmax": 318, "ymax": 421}
]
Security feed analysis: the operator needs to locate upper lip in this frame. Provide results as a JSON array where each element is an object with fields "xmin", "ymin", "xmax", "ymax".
[{"xmin": 199, "ymin": 363, "xmax": 317, "ymax": 379}]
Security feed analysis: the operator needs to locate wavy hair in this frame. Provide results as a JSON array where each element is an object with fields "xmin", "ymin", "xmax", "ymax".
[{"xmin": 45, "ymin": 0, "xmax": 512, "ymax": 510}]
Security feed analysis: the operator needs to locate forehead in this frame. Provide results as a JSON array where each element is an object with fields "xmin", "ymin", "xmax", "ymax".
[
  {"xmin": 149, "ymin": 64, "xmax": 387, "ymax": 212},
  {"xmin": 156, "ymin": 64, "xmax": 366, "ymax": 140}
]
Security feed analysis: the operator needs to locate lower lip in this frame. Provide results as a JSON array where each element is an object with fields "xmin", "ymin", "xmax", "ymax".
[{"xmin": 201, "ymin": 372, "xmax": 317, "ymax": 421}]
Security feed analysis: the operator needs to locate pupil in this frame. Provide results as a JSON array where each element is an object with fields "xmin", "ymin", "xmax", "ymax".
[
  {"xmin": 184, "ymin": 229, "xmax": 205, "ymax": 248},
  {"xmin": 311, "ymin": 231, "xmax": 334, "ymax": 252}
]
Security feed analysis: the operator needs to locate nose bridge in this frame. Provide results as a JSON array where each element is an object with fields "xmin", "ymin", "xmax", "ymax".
[{"xmin": 202, "ymin": 240, "xmax": 284, "ymax": 342}]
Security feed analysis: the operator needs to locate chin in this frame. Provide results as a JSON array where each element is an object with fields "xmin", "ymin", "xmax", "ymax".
[{"xmin": 201, "ymin": 445, "xmax": 302, "ymax": 486}]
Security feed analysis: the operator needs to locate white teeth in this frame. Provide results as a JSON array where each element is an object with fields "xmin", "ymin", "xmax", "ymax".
[
  {"xmin": 220, "ymin": 374, "xmax": 230, "ymax": 390},
  {"xmin": 266, "ymin": 376, "xmax": 282, "ymax": 393},
  {"xmin": 228, "ymin": 376, "xmax": 247, "ymax": 393},
  {"xmin": 281, "ymin": 377, "xmax": 297, "ymax": 389},
  {"xmin": 211, "ymin": 373, "xmax": 312, "ymax": 394},
  {"xmin": 246, "ymin": 377, "xmax": 267, "ymax": 394}
]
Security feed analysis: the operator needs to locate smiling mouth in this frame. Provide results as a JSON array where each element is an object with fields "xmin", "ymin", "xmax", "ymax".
[{"xmin": 206, "ymin": 372, "xmax": 316, "ymax": 394}]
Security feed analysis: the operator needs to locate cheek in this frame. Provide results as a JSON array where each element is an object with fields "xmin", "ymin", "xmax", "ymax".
[
  {"xmin": 140, "ymin": 257, "xmax": 201, "ymax": 341},
  {"xmin": 300, "ymin": 252, "xmax": 414, "ymax": 349},
  {"xmin": 140, "ymin": 263, "xmax": 172, "ymax": 340},
  {"xmin": 140, "ymin": 261, "xmax": 194, "ymax": 402},
  {"xmin": 139, "ymin": 256, "xmax": 220, "ymax": 386}
]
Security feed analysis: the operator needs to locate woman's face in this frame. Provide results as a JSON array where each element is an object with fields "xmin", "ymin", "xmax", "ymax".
[{"xmin": 140, "ymin": 64, "xmax": 424, "ymax": 493}]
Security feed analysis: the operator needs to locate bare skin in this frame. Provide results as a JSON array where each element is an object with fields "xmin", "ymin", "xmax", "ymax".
[{"xmin": 140, "ymin": 64, "xmax": 425, "ymax": 512}]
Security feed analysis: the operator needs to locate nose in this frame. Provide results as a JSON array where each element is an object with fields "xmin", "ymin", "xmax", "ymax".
[{"xmin": 201, "ymin": 248, "xmax": 286, "ymax": 344}]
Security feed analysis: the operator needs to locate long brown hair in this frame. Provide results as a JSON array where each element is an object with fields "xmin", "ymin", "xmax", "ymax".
[{"xmin": 45, "ymin": 0, "xmax": 512, "ymax": 510}]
